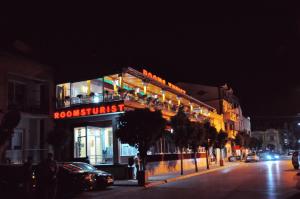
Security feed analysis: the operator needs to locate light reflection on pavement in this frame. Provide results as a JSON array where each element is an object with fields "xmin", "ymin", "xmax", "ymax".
[{"xmin": 75, "ymin": 160, "xmax": 300, "ymax": 199}]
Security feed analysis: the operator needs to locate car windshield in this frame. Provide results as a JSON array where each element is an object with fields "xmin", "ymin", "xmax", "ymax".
[
  {"xmin": 71, "ymin": 163, "xmax": 97, "ymax": 171},
  {"xmin": 62, "ymin": 162, "xmax": 97, "ymax": 172}
]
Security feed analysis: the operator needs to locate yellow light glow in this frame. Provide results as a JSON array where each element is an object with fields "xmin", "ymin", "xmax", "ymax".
[
  {"xmin": 87, "ymin": 80, "xmax": 91, "ymax": 95},
  {"xmin": 81, "ymin": 85, "xmax": 88, "ymax": 93},
  {"xmin": 119, "ymin": 75, "xmax": 122, "ymax": 88}
]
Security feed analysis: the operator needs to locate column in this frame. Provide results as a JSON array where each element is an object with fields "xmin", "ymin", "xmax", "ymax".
[{"xmin": 112, "ymin": 117, "xmax": 120, "ymax": 164}]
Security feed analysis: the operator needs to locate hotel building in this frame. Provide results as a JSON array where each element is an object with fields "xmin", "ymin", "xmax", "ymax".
[{"xmin": 54, "ymin": 67, "xmax": 225, "ymax": 176}]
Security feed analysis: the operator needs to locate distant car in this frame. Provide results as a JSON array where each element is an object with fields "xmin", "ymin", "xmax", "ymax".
[
  {"xmin": 288, "ymin": 151, "xmax": 294, "ymax": 156},
  {"xmin": 59, "ymin": 162, "xmax": 114, "ymax": 191},
  {"xmin": 260, "ymin": 152, "xmax": 280, "ymax": 161},
  {"xmin": 245, "ymin": 153, "xmax": 260, "ymax": 162},
  {"xmin": 292, "ymin": 151, "xmax": 300, "ymax": 170}
]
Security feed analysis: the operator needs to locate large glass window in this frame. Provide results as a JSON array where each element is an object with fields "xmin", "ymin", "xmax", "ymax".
[
  {"xmin": 8, "ymin": 129, "xmax": 23, "ymax": 150},
  {"xmin": 74, "ymin": 127, "xmax": 87, "ymax": 158},
  {"xmin": 56, "ymin": 83, "xmax": 71, "ymax": 108},
  {"xmin": 71, "ymin": 81, "xmax": 89, "ymax": 104},
  {"xmin": 56, "ymin": 79, "xmax": 104, "ymax": 108},
  {"xmin": 89, "ymin": 79, "xmax": 103, "ymax": 103},
  {"xmin": 120, "ymin": 144, "xmax": 138, "ymax": 156},
  {"xmin": 74, "ymin": 126, "xmax": 113, "ymax": 165}
]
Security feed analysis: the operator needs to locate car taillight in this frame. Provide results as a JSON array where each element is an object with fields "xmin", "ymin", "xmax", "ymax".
[{"xmin": 84, "ymin": 174, "xmax": 93, "ymax": 182}]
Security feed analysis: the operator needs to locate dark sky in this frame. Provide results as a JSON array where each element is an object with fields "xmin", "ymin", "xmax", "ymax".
[{"xmin": 1, "ymin": 2, "xmax": 300, "ymax": 118}]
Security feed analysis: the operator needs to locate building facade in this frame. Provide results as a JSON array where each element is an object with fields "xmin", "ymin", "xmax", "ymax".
[
  {"xmin": 53, "ymin": 67, "xmax": 225, "ymax": 176},
  {"xmin": 251, "ymin": 129, "xmax": 282, "ymax": 153},
  {"xmin": 176, "ymin": 82, "xmax": 251, "ymax": 156},
  {"xmin": 176, "ymin": 83, "xmax": 251, "ymax": 138},
  {"xmin": 0, "ymin": 52, "xmax": 54, "ymax": 164}
]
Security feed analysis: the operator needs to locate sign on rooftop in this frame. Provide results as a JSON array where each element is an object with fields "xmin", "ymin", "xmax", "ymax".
[{"xmin": 142, "ymin": 69, "xmax": 186, "ymax": 94}]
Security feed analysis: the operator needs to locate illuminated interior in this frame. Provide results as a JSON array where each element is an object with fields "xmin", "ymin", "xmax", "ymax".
[
  {"xmin": 74, "ymin": 126, "xmax": 113, "ymax": 165},
  {"xmin": 56, "ymin": 67, "xmax": 228, "ymax": 164},
  {"xmin": 56, "ymin": 68, "xmax": 223, "ymax": 126}
]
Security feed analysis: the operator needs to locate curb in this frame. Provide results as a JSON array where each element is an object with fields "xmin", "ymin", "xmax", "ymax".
[{"xmin": 144, "ymin": 163, "xmax": 240, "ymax": 188}]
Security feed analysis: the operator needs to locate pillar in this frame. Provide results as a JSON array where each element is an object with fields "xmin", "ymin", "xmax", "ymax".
[{"xmin": 112, "ymin": 117, "xmax": 120, "ymax": 164}]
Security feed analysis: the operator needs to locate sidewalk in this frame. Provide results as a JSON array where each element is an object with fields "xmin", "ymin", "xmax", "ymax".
[{"xmin": 113, "ymin": 161, "xmax": 241, "ymax": 188}]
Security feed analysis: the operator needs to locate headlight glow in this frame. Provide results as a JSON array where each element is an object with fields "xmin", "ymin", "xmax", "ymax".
[{"xmin": 266, "ymin": 155, "xmax": 272, "ymax": 160}]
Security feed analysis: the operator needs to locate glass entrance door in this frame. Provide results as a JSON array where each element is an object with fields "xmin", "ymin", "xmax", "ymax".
[
  {"xmin": 74, "ymin": 126, "xmax": 113, "ymax": 165},
  {"xmin": 87, "ymin": 127, "xmax": 102, "ymax": 165}
]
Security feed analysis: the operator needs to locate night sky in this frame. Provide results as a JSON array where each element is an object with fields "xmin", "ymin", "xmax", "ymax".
[{"xmin": 1, "ymin": 2, "xmax": 300, "ymax": 118}]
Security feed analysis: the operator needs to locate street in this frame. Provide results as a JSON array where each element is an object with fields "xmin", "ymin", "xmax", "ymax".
[{"xmin": 75, "ymin": 160, "xmax": 300, "ymax": 199}]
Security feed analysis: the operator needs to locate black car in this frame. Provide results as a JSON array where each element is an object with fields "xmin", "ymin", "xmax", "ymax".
[
  {"xmin": 292, "ymin": 151, "xmax": 300, "ymax": 169},
  {"xmin": 59, "ymin": 162, "xmax": 114, "ymax": 191}
]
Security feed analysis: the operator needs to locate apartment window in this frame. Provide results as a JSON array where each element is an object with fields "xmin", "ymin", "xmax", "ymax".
[
  {"xmin": 8, "ymin": 81, "xmax": 27, "ymax": 110},
  {"xmin": 269, "ymin": 135, "xmax": 274, "ymax": 141},
  {"xmin": 8, "ymin": 129, "xmax": 23, "ymax": 150}
]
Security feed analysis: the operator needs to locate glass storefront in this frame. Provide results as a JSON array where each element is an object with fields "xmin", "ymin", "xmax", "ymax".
[
  {"xmin": 56, "ymin": 78, "xmax": 104, "ymax": 108},
  {"xmin": 74, "ymin": 126, "xmax": 113, "ymax": 165}
]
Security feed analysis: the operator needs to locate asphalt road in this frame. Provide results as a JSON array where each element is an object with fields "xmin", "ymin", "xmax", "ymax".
[{"xmin": 75, "ymin": 160, "xmax": 300, "ymax": 199}]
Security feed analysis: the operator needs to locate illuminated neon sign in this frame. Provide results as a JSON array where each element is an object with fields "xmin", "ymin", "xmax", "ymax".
[
  {"xmin": 142, "ymin": 69, "xmax": 186, "ymax": 94},
  {"xmin": 54, "ymin": 103, "xmax": 125, "ymax": 119}
]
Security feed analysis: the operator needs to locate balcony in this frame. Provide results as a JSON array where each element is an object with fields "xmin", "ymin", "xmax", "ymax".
[
  {"xmin": 56, "ymin": 92, "xmax": 123, "ymax": 109},
  {"xmin": 55, "ymin": 90, "xmax": 209, "ymax": 122}
]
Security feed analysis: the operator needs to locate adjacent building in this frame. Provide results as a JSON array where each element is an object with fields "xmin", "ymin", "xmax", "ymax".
[
  {"xmin": 176, "ymin": 82, "xmax": 251, "ymax": 156},
  {"xmin": 0, "ymin": 51, "xmax": 54, "ymax": 164},
  {"xmin": 251, "ymin": 129, "xmax": 282, "ymax": 153},
  {"xmin": 176, "ymin": 83, "xmax": 251, "ymax": 138}
]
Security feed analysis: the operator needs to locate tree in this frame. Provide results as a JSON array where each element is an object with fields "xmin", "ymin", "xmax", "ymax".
[
  {"xmin": 249, "ymin": 137, "xmax": 262, "ymax": 151},
  {"xmin": 170, "ymin": 106, "xmax": 190, "ymax": 175},
  {"xmin": 234, "ymin": 131, "xmax": 246, "ymax": 147},
  {"xmin": 188, "ymin": 122, "xmax": 205, "ymax": 172},
  {"xmin": 116, "ymin": 109, "xmax": 166, "ymax": 185},
  {"xmin": 47, "ymin": 122, "xmax": 70, "ymax": 161},
  {"xmin": 0, "ymin": 110, "xmax": 21, "ymax": 163},
  {"xmin": 234, "ymin": 131, "xmax": 251, "ymax": 159},
  {"xmin": 215, "ymin": 130, "xmax": 228, "ymax": 166},
  {"xmin": 202, "ymin": 121, "xmax": 218, "ymax": 169}
]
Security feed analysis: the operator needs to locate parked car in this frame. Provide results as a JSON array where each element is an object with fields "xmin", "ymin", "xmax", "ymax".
[
  {"xmin": 59, "ymin": 162, "xmax": 114, "ymax": 191},
  {"xmin": 228, "ymin": 155, "xmax": 242, "ymax": 162},
  {"xmin": 292, "ymin": 151, "xmax": 300, "ymax": 169},
  {"xmin": 245, "ymin": 153, "xmax": 260, "ymax": 162}
]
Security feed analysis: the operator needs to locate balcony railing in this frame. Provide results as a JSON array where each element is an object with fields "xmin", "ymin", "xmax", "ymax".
[
  {"xmin": 56, "ymin": 93, "xmax": 123, "ymax": 109},
  {"xmin": 56, "ymin": 91, "xmax": 210, "ymax": 122}
]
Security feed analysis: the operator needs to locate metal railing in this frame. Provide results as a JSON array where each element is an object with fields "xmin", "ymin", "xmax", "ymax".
[{"xmin": 5, "ymin": 149, "xmax": 48, "ymax": 164}]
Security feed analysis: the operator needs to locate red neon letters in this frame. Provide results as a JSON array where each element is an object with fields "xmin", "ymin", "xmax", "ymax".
[{"xmin": 54, "ymin": 104, "xmax": 125, "ymax": 119}]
